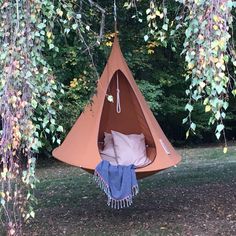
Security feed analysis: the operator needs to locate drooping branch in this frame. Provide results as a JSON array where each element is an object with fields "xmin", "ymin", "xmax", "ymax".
[{"xmin": 124, "ymin": 0, "xmax": 236, "ymax": 149}]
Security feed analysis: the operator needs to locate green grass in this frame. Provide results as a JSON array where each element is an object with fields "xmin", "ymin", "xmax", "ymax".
[{"xmin": 23, "ymin": 145, "xmax": 236, "ymax": 236}]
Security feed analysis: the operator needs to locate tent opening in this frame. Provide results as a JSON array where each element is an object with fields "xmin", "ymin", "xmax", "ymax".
[{"xmin": 97, "ymin": 70, "xmax": 157, "ymax": 167}]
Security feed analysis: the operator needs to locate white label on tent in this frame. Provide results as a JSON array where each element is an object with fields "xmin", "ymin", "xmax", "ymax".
[{"xmin": 159, "ymin": 139, "xmax": 171, "ymax": 155}]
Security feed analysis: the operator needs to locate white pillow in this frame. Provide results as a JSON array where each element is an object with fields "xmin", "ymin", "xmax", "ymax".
[
  {"xmin": 100, "ymin": 154, "xmax": 118, "ymax": 166},
  {"xmin": 111, "ymin": 130, "xmax": 151, "ymax": 167},
  {"xmin": 100, "ymin": 132, "xmax": 117, "ymax": 158}
]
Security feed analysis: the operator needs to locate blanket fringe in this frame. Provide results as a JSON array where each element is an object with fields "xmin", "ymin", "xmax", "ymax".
[{"xmin": 94, "ymin": 170, "xmax": 139, "ymax": 209}]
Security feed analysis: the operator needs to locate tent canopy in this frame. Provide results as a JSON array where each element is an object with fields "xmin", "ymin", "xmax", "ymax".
[{"xmin": 52, "ymin": 36, "xmax": 181, "ymax": 178}]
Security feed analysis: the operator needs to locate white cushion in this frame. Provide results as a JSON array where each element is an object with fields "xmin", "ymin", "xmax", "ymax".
[
  {"xmin": 111, "ymin": 130, "xmax": 151, "ymax": 167},
  {"xmin": 100, "ymin": 132, "xmax": 117, "ymax": 164},
  {"xmin": 100, "ymin": 154, "xmax": 117, "ymax": 166}
]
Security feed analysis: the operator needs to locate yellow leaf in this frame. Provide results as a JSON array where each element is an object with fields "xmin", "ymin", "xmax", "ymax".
[
  {"xmin": 159, "ymin": 13, "xmax": 164, "ymax": 19},
  {"xmin": 56, "ymin": 8, "xmax": 63, "ymax": 17},
  {"xmin": 186, "ymin": 130, "xmax": 189, "ymax": 139},
  {"xmin": 187, "ymin": 62, "xmax": 194, "ymax": 70},
  {"xmin": 213, "ymin": 25, "xmax": 219, "ymax": 30},
  {"xmin": 213, "ymin": 15, "xmax": 219, "ymax": 23},
  {"xmin": 203, "ymin": 98, "xmax": 209, "ymax": 105},
  {"xmin": 105, "ymin": 41, "xmax": 113, "ymax": 47},
  {"xmin": 205, "ymin": 105, "xmax": 211, "ymax": 112},
  {"xmin": 155, "ymin": 10, "xmax": 161, "ymax": 16},
  {"xmin": 46, "ymin": 31, "xmax": 52, "ymax": 38},
  {"xmin": 148, "ymin": 49, "xmax": 154, "ymax": 54},
  {"xmin": 214, "ymin": 77, "xmax": 220, "ymax": 82},
  {"xmin": 0, "ymin": 192, "xmax": 5, "ymax": 198},
  {"xmin": 218, "ymin": 39, "xmax": 225, "ymax": 49},
  {"xmin": 223, "ymin": 147, "xmax": 228, "ymax": 154},
  {"xmin": 211, "ymin": 57, "xmax": 218, "ymax": 63}
]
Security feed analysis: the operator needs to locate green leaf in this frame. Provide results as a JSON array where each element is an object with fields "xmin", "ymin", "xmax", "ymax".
[
  {"xmin": 76, "ymin": 14, "xmax": 82, "ymax": 19},
  {"xmin": 26, "ymin": 71, "xmax": 32, "ymax": 78},
  {"xmin": 162, "ymin": 24, "xmax": 168, "ymax": 31},
  {"xmin": 223, "ymin": 101, "xmax": 229, "ymax": 110},
  {"xmin": 50, "ymin": 119, "xmax": 56, "ymax": 125},
  {"xmin": 72, "ymin": 23, "xmax": 78, "ymax": 30},
  {"xmin": 144, "ymin": 35, "xmax": 149, "ymax": 42},
  {"xmin": 30, "ymin": 211, "xmax": 35, "ymax": 218},
  {"xmin": 146, "ymin": 8, "xmax": 151, "ymax": 14},
  {"xmin": 37, "ymin": 23, "xmax": 46, "ymax": 30},
  {"xmin": 56, "ymin": 126, "xmax": 64, "ymax": 132},
  {"xmin": 227, "ymin": 1, "xmax": 236, "ymax": 8},
  {"xmin": 215, "ymin": 111, "xmax": 221, "ymax": 120},
  {"xmin": 31, "ymin": 99, "xmax": 38, "ymax": 109},
  {"xmin": 216, "ymin": 124, "xmax": 224, "ymax": 132},
  {"xmin": 190, "ymin": 122, "xmax": 196, "ymax": 131},
  {"xmin": 185, "ymin": 27, "xmax": 192, "ymax": 38},
  {"xmin": 45, "ymin": 128, "xmax": 50, "ymax": 134},
  {"xmin": 221, "ymin": 112, "xmax": 226, "ymax": 119},
  {"xmin": 1, "ymin": 198, "xmax": 5, "ymax": 206},
  {"xmin": 49, "ymin": 44, "xmax": 54, "ymax": 50},
  {"xmin": 64, "ymin": 28, "xmax": 70, "ymax": 34},
  {"xmin": 182, "ymin": 117, "xmax": 188, "ymax": 124},
  {"xmin": 215, "ymin": 132, "xmax": 221, "ymax": 139},
  {"xmin": 185, "ymin": 103, "xmax": 193, "ymax": 112}
]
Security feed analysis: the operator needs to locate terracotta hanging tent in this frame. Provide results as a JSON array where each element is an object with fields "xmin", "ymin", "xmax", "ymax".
[{"xmin": 52, "ymin": 36, "xmax": 181, "ymax": 179}]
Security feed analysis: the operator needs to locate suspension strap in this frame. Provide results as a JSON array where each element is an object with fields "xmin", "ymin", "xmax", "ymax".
[
  {"xmin": 116, "ymin": 72, "xmax": 121, "ymax": 113},
  {"xmin": 114, "ymin": 0, "xmax": 117, "ymax": 33}
]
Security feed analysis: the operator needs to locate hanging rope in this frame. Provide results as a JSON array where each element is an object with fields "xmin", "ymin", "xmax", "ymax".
[
  {"xmin": 114, "ymin": 0, "xmax": 117, "ymax": 33},
  {"xmin": 116, "ymin": 72, "xmax": 121, "ymax": 113}
]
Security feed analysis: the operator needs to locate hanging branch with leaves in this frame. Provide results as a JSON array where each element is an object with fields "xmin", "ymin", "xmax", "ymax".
[
  {"xmin": 0, "ymin": 1, "xmax": 59, "ymax": 234},
  {"xmin": 180, "ymin": 0, "xmax": 236, "ymax": 152},
  {"xmin": 124, "ymin": 0, "xmax": 236, "ymax": 151},
  {"xmin": 0, "ymin": 0, "xmax": 105, "ymax": 235}
]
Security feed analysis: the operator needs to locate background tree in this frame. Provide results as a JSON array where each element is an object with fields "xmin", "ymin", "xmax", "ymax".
[{"xmin": 52, "ymin": 0, "xmax": 236, "ymax": 146}]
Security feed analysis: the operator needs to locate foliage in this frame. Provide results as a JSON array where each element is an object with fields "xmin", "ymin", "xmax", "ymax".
[
  {"xmin": 137, "ymin": 80, "xmax": 163, "ymax": 116},
  {"xmin": 56, "ymin": 71, "xmax": 97, "ymax": 136},
  {"xmin": 0, "ymin": 1, "xmax": 57, "ymax": 234},
  {"xmin": 1, "ymin": 0, "xmax": 236, "ymax": 233},
  {"xmin": 124, "ymin": 0, "xmax": 236, "ymax": 149},
  {"xmin": 0, "ymin": 0, "xmax": 105, "ymax": 234},
  {"xmin": 179, "ymin": 0, "xmax": 236, "ymax": 151},
  {"xmin": 47, "ymin": 0, "xmax": 236, "ymax": 145}
]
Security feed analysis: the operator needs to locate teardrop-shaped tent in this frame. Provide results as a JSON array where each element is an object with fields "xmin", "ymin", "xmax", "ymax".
[{"xmin": 52, "ymin": 36, "xmax": 181, "ymax": 179}]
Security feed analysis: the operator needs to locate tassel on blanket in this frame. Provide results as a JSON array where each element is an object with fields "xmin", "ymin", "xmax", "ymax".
[{"xmin": 94, "ymin": 160, "xmax": 139, "ymax": 209}]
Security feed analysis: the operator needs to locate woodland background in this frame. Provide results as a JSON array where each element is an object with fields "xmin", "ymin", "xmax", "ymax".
[{"xmin": 45, "ymin": 0, "xmax": 236, "ymax": 153}]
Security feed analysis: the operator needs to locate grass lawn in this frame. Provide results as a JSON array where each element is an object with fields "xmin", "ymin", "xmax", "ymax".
[{"xmin": 23, "ymin": 145, "xmax": 236, "ymax": 236}]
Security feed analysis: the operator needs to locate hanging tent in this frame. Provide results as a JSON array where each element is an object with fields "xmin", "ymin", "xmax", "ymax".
[{"xmin": 53, "ymin": 36, "xmax": 181, "ymax": 179}]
